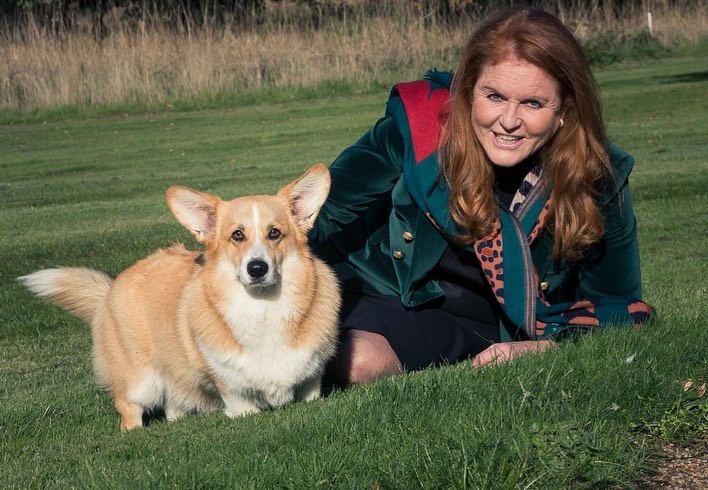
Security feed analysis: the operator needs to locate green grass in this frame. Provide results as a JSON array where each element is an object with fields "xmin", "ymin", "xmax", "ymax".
[{"xmin": 1, "ymin": 53, "xmax": 707, "ymax": 488}]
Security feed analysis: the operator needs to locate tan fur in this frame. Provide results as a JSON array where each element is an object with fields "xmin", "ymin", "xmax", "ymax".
[{"xmin": 19, "ymin": 164, "xmax": 340, "ymax": 431}]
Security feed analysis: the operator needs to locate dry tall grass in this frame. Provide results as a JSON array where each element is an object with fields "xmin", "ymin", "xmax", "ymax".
[{"xmin": 1, "ymin": 0, "xmax": 706, "ymax": 112}]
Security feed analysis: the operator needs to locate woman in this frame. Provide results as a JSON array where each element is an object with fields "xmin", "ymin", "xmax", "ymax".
[{"xmin": 309, "ymin": 8, "xmax": 654, "ymax": 386}]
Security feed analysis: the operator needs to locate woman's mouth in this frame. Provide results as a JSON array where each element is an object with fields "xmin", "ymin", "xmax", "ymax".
[{"xmin": 493, "ymin": 132, "xmax": 523, "ymax": 148}]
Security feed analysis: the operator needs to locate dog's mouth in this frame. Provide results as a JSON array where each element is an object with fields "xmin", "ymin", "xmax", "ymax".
[
  {"xmin": 244, "ymin": 276, "xmax": 273, "ymax": 287},
  {"xmin": 243, "ymin": 278, "xmax": 281, "ymax": 298}
]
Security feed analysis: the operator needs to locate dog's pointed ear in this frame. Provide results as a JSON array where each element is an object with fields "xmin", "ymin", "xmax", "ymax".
[
  {"xmin": 166, "ymin": 186, "xmax": 220, "ymax": 243},
  {"xmin": 278, "ymin": 163, "xmax": 330, "ymax": 232}
]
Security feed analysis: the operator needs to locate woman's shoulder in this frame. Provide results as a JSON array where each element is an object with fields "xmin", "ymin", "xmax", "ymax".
[
  {"xmin": 386, "ymin": 70, "xmax": 453, "ymax": 165},
  {"xmin": 389, "ymin": 70, "xmax": 453, "ymax": 103},
  {"xmin": 607, "ymin": 141, "xmax": 635, "ymax": 179},
  {"xmin": 599, "ymin": 141, "xmax": 635, "ymax": 205}
]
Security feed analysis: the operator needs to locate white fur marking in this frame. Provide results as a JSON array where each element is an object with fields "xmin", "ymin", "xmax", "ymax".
[
  {"xmin": 18, "ymin": 269, "xmax": 64, "ymax": 298},
  {"xmin": 237, "ymin": 204, "xmax": 277, "ymax": 286},
  {"xmin": 127, "ymin": 369, "xmax": 165, "ymax": 409}
]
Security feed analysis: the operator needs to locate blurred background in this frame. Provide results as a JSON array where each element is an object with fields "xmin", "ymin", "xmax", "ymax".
[{"xmin": 1, "ymin": 0, "xmax": 706, "ymax": 112}]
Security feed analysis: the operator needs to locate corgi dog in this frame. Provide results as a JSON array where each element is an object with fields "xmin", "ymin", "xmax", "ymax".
[{"xmin": 19, "ymin": 164, "xmax": 340, "ymax": 431}]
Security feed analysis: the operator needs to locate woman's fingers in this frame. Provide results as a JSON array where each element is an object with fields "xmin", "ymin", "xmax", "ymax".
[{"xmin": 471, "ymin": 340, "xmax": 556, "ymax": 368}]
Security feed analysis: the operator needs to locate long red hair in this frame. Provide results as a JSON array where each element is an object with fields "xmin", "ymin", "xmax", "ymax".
[{"xmin": 439, "ymin": 8, "xmax": 612, "ymax": 260}]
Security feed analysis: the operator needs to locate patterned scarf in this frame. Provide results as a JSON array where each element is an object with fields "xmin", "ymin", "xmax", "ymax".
[{"xmin": 472, "ymin": 166, "xmax": 654, "ymax": 340}]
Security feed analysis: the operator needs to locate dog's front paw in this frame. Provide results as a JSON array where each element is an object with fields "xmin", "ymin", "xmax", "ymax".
[
  {"xmin": 295, "ymin": 376, "xmax": 322, "ymax": 402},
  {"xmin": 222, "ymin": 394, "xmax": 261, "ymax": 418}
]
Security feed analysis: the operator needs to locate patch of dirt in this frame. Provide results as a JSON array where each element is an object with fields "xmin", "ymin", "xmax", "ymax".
[{"xmin": 637, "ymin": 439, "xmax": 708, "ymax": 489}]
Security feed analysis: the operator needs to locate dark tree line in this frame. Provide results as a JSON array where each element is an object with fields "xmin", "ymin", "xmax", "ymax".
[
  {"xmin": 1, "ymin": 1, "xmax": 268, "ymax": 37},
  {"xmin": 0, "ymin": 1, "xmax": 662, "ymax": 34}
]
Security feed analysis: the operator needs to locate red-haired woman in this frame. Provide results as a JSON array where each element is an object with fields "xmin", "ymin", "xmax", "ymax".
[{"xmin": 309, "ymin": 8, "xmax": 654, "ymax": 386}]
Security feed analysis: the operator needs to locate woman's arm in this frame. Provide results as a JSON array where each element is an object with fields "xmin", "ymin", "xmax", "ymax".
[
  {"xmin": 578, "ymin": 173, "xmax": 643, "ymax": 300},
  {"xmin": 309, "ymin": 116, "xmax": 406, "ymax": 244}
]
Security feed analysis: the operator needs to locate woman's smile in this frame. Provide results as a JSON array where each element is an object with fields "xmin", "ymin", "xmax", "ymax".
[{"xmin": 493, "ymin": 132, "xmax": 524, "ymax": 147}]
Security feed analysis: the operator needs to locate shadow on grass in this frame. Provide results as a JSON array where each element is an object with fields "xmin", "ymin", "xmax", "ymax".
[
  {"xmin": 654, "ymin": 70, "xmax": 708, "ymax": 84},
  {"xmin": 142, "ymin": 408, "xmax": 167, "ymax": 427}
]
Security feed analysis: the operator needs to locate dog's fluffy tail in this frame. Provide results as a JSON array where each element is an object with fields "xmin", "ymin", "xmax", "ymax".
[{"xmin": 19, "ymin": 268, "xmax": 113, "ymax": 324}]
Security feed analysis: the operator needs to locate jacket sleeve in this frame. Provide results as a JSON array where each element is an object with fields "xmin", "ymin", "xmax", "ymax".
[
  {"xmin": 577, "ymin": 148, "xmax": 643, "ymax": 299},
  {"xmin": 309, "ymin": 116, "xmax": 405, "ymax": 245}
]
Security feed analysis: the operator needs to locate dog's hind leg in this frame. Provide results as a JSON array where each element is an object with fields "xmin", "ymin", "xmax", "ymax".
[
  {"xmin": 111, "ymin": 371, "xmax": 165, "ymax": 431},
  {"xmin": 113, "ymin": 395, "xmax": 144, "ymax": 431}
]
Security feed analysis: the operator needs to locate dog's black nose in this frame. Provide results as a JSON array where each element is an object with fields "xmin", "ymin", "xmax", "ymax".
[{"xmin": 247, "ymin": 260, "xmax": 269, "ymax": 278}]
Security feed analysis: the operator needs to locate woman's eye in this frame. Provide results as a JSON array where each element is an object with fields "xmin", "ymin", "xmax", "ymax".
[
  {"xmin": 526, "ymin": 99, "xmax": 542, "ymax": 109},
  {"xmin": 268, "ymin": 228, "xmax": 282, "ymax": 240},
  {"xmin": 231, "ymin": 230, "xmax": 245, "ymax": 241},
  {"xmin": 487, "ymin": 93, "xmax": 503, "ymax": 101}
]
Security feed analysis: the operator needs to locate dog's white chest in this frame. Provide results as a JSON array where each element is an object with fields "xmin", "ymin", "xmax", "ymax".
[
  {"xmin": 201, "ymin": 338, "xmax": 321, "ymax": 410},
  {"xmin": 199, "ymin": 294, "xmax": 323, "ymax": 410}
]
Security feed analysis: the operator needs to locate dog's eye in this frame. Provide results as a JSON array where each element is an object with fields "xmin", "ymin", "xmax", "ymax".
[
  {"xmin": 231, "ymin": 230, "xmax": 245, "ymax": 241},
  {"xmin": 268, "ymin": 228, "xmax": 282, "ymax": 240}
]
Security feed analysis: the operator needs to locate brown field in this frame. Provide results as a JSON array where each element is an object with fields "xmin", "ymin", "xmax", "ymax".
[{"xmin": 1, "ymin": 0, "xmax": 706, "ymax": 112}]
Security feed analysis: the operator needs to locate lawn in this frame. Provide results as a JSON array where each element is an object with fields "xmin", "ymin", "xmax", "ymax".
[{"xmin": 1, "ymin": 52, "xmax": 706, "ymax": 488}]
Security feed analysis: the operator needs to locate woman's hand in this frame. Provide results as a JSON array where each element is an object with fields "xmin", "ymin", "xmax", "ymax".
[{"xmin": 471, "ymin": 340, "xmax": 556, "ymax": 368}]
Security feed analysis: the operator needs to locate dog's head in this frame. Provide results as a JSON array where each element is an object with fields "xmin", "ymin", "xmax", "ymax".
[{"xmin": 165, "ymin": 164, "xmax": 330, "ymax": 290}]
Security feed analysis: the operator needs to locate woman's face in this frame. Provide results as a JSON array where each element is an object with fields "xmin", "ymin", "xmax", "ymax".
[{"xmin": 471, "ymin": 58, "xmax": 564, "ymax": 168}]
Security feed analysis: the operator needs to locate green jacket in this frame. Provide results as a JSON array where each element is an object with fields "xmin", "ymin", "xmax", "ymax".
[{"xmin": 310, "ymin": 72, "xmax": 651, "ymax": 339}]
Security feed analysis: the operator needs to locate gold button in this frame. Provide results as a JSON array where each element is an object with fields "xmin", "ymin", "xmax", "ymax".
[
  {"xmin": 540, "ymin": 281, "xmax": 549, "ymax": 291},
  {"xmin": 402, "ymin": 231, "xmax": 414, "ymax": 242},
  {"xmin": 392, "ymin": 250, "xmax": 405, "ymax": 260}
]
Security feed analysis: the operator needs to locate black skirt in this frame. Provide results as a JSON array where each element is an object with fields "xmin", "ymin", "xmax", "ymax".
[{"xmin": 338, "ymin": 291, "xmax": 501, "ymax": 372}]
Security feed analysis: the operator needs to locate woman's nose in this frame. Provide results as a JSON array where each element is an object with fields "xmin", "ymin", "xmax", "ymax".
[{"xmin": 499, "ymin": 102, "xmax": 521, "ymax": 131}]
